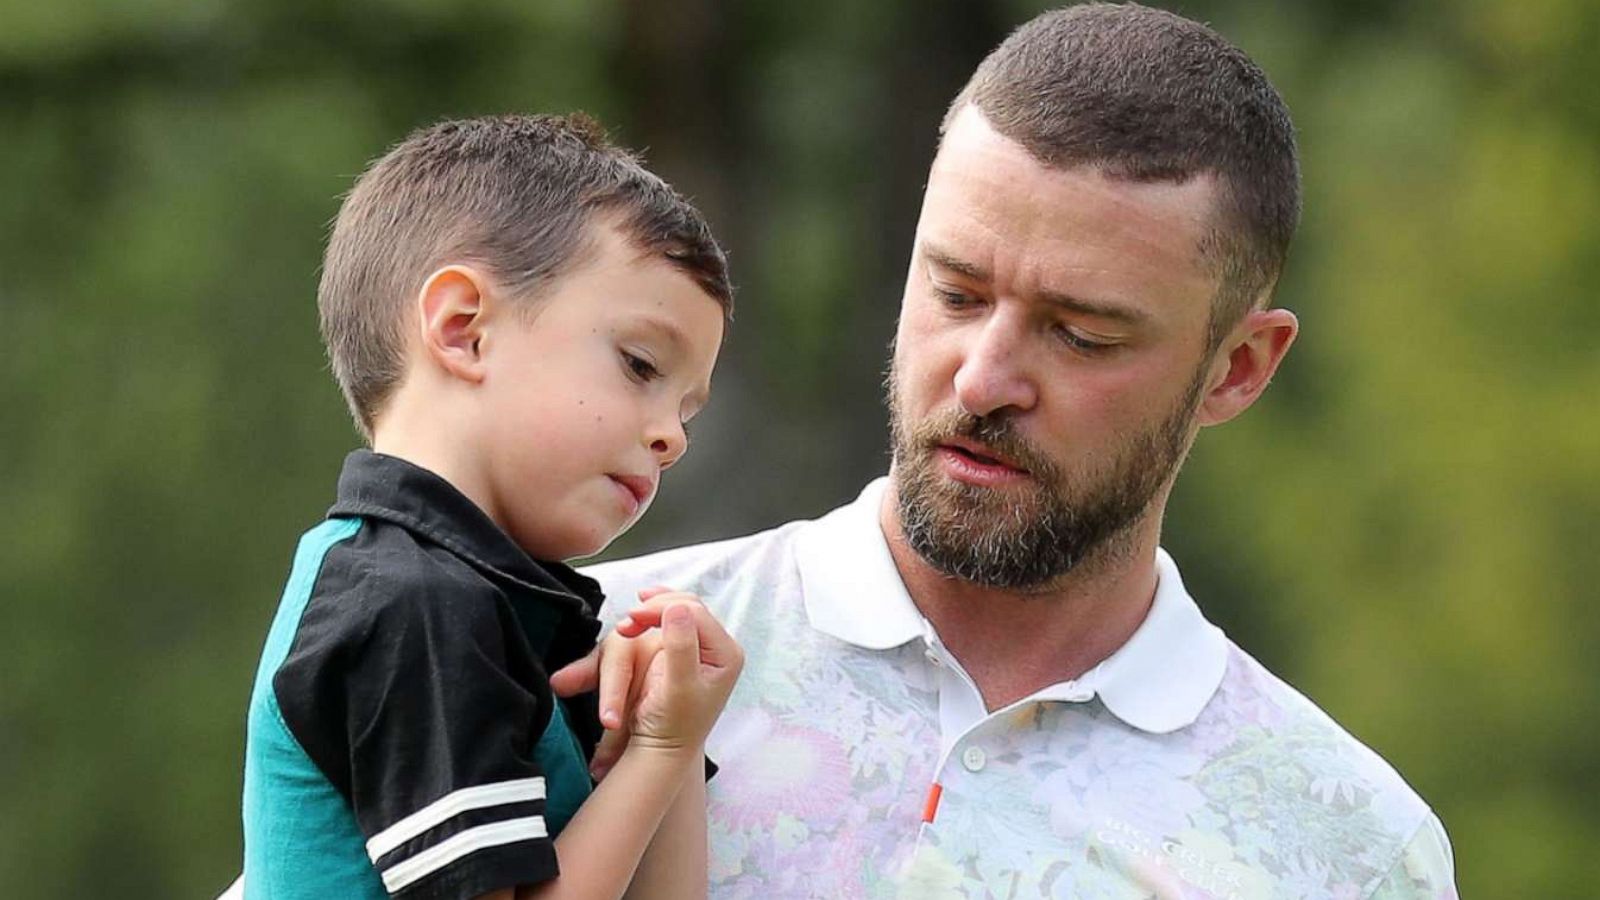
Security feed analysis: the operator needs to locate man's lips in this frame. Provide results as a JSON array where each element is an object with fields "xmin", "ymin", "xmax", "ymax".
[
  {"xmin": 608, "ymin": 474, "xmax": 656, "ymax": 512},
  {"xmin": 938, "ymin": 437, "xmax": 1029, "ymax": 473},
  {"xmin": 934, "ymin": 438, "xmax": 1031, "ymax": 487}
]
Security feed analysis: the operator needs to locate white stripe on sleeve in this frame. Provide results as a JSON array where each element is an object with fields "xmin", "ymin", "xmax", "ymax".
[
  {"xmin": 379, "ymin": 816, "xmax": 549, "ymax": 893},
  {"xmin": 365, "ymin": 777, "xmax": 546, "ymax": 862}
]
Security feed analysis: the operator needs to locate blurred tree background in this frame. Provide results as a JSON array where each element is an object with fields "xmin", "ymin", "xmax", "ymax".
[{"xmin": 2, "ymin": 0, "xmax": 1595, "ymax": 895}]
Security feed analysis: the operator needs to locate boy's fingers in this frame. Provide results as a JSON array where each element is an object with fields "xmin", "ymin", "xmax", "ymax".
[
  {"xmin": 597, "ymin": 635, "xmax": 636, "ymax": 729},
  {"xmin": 636, "ymin": 591, "xmax": 703, "ymax": 611},
  {"xmin": 637, "ymin": 585, "xmax": 675, "ymax": 601},
  {"xmin": 684, "ymin": 604, "xmax": 743, "ymax": 674},
  {"xmin": 590, "ymin": 728, "xmax": 628, "ymax": 781},
  {"xmin": 661, "ymin": 603, "xmax": 700, "ymax": 684},
  {"xmin": 618, "ymin": 593, "xmax": 704, "ymax": 633},
  {"xmin": 549, "ymin": 648, "xmax": 600, "ymax": 697},
  {"xmin": 613, "ymin": 616, "xmax": 648, "ymax": 638},
  {"xmin": 628, "ymin": 601, "xmax": 739, "ymax": 672}
]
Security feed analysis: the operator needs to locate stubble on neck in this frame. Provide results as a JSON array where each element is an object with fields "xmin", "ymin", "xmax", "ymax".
[{"xmin": 878, "ymin": 476, "xmax": 1165, "ymax": 710}]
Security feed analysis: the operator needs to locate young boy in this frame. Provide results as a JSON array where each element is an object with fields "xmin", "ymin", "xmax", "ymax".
[{"xmin": 237, "ymin": 114, "xmax": 742, "ymax": 899}]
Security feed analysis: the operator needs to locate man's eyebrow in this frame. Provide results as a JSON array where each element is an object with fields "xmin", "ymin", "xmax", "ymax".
[
  {"xmin": 1036, "ymin": 287, "xmax": 1148, "ymax": 326},
  {"xmin": 923, "ymin": 243, "xmax": 1148, "ymax": 326},
  {"xmin": 923, "ymin": 244, "xmax": 991, "ymax": 283}
]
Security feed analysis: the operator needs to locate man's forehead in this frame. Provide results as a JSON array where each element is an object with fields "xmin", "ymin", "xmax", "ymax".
[
  {"xmin": 920, "ymin": 127, "xmax": 1217, "ymax": 303},
  {"xmin": 929, "ymin": 106, "xmax": 1219, "ymax": 231}
]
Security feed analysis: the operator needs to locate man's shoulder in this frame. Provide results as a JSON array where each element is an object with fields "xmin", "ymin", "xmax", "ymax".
[
  {"xmin": 1199, "ymin": 641, "xmax": 1443, "ymax": 867},
  {"xmin": 1216, "ymin": 644, "xmax": 1416, "ymax": 774},
  {"xmin": 582, "ymin": 517, "xmax": 812, "ymax": 618}
]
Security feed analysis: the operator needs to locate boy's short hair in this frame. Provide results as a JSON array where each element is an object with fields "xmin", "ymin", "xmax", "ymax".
[{"xmin": 318, "ymin": 113, "xmax": 733, "ymax": 437}]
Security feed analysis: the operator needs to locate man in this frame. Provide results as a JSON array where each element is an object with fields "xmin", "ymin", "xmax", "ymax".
[{"xmin": 577, "ymin": 4, "xmax": 1456, "ymax": 897}]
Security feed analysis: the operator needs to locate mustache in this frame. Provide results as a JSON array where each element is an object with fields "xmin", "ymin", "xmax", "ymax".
[{"xmin": 909, "ymin": 409, "xmax": 1059, "ymax": 480}]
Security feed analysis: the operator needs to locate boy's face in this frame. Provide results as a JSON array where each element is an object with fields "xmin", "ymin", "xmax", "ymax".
[{"xmin": 477, "ymin": 224, "xmax": 724, "ymax": 561}]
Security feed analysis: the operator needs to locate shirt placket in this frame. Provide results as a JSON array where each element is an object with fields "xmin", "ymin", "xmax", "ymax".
[{"xmin": 910, "ymin": 628, "xmax": 1096, "ymax": 873}]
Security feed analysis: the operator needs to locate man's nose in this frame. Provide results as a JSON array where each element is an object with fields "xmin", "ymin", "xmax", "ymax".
[{"xmin": 952, "ymin": 317, "xmax": 1038, "ymax": 417}]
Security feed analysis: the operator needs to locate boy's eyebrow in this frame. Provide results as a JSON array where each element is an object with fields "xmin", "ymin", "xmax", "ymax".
[
  {"xmin": 922, "ymin": 242, "xmax": 1148, "ymax": 326},
  {"xmin": 637, "ymin": 315, "xmax": 713, "ymax": 412},
  {"xmin": 639, "ymin": 315, "xmax": 689, "ymax": 350}
]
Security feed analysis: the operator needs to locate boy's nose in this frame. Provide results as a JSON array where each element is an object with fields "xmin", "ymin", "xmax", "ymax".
[{"xmin": 649, "ymin": 423, "xmax": 687, "ymax": 469}]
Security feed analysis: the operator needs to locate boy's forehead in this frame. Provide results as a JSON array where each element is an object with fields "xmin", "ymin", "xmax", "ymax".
[{"xmin": 583, "ymin": 215, "xmax": 731, "ymax": 317}]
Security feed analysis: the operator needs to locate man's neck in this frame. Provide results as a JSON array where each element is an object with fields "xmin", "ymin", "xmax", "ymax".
[{"xmin": 879, "ymin": 484, "xmax": 1162, "ymax": 712}]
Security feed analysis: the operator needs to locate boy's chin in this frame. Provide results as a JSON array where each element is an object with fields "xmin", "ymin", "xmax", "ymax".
[
  {"xmin": 549, "ymin": 528, "xmax": 626, "ymax": 563},
  {"xmin": 512, "ymin": 527, "xmax": 608, "ymax": 564}
]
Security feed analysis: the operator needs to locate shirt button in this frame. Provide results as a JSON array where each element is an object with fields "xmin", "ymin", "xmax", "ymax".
[
  {"xmin": 961, "ymin": 746, "xmax": 987, "ymax": 772},
  {"xmin": 925, "ymin": 649, "xmax": 943, "ymax": 667}
]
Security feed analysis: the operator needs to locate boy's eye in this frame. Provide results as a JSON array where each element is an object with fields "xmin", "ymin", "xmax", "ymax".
[{"xmin": 623, "ymin": 351, "xmax": 661, "ymax": 382}]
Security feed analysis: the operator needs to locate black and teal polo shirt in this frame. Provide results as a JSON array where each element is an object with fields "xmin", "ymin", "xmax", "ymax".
[{"xmin": 241, "ymin": 450, "xmax": 604, "ymax": 900}]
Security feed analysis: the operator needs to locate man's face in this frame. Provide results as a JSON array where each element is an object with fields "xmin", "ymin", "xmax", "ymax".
[{"xmin": 888, "ymin": 106, "xmax": 1222, "ymax": 589}]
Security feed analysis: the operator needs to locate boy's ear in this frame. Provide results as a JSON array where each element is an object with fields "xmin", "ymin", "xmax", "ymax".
[
  {"xmin": 1195, "ymin": 306, "xmax": 1298, "ymax": 427},
  {"xmin": 417, "ymin": 265, "xmax": 492, "ymax": 383}
]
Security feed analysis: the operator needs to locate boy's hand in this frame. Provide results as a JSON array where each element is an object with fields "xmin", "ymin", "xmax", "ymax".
[
  {"xmin": 550, "ymin": 588, "xmax": 742, "ymax": 779},
  {"xmin": 627, "ymin": 595, "xmax": 742, "ymax": 755}
]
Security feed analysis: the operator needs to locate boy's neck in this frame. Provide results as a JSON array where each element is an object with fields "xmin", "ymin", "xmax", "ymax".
[{"xmin": 369, "ymin": 388, "xmax": 497, "ymax": 529}]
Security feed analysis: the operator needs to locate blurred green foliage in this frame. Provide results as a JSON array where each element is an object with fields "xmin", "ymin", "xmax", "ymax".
[{"xmin": 2, "ymin": 0, "xmax": 1595, "ymax": 895}]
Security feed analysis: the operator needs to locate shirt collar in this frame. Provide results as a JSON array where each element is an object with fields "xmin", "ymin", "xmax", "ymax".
[
  {"xmin": 326, "ymin": 449, "xmax": 605, "ymax": 623},
  {"xmin": 1072, "ymin": 549, "xmax": 1228, "ymax": 733},
  {"xmin": 794, "ymin": 476, "xmax": 1228, "ymax": 734},
  {"xmin": 795, "ymin": 478, "xmax": 927, "ymax": 649}
]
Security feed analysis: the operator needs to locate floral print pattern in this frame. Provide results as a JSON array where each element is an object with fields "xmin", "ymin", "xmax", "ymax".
[{"xmin": 585, "ymin": 490, "xmax": 1456, "ymax": 899}]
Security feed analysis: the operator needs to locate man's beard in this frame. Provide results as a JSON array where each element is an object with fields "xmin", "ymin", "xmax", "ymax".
[{"xmin": 888, "ymin": 361, "xmax": 1206, "ymax": 591}]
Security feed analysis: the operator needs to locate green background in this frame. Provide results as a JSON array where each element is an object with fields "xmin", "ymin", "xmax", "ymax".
[{"xmin": 3, "ymin": 1, "xmax": 1595, "ymax": 895}]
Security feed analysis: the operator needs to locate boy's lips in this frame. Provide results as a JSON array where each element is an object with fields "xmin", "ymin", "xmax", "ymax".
[{"xmin": 608, "ymin": 473, "xmax": 656, "ymax": 512}]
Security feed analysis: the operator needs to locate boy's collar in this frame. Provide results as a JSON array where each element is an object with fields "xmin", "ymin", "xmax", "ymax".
[{"xmin": 326, "ymin": 449, "xmax": 604, "ymax": 617}]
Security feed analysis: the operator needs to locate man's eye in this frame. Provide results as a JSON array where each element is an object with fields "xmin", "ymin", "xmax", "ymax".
[
  {"xmin": 623, "ymin": 351, "xmax": 661, "ymax": 381},
  {"xmin": 935, "ymin": 287, "xmax": 978, "ymax": 309},
  {"xmin": 1055, "ymin": 325, "xmax": 1112, "ymax": 353}
]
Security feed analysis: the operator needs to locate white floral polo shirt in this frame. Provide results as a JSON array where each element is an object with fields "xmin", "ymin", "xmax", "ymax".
[{"xmin": 584, "ymin": 479, "xmax": 1456, "ymax": 899}]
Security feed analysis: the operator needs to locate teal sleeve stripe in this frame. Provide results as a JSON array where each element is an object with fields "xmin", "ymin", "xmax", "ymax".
[
  {"xmin": 534, "ymin": 700, "xmax": 593, "ymax": 836},
  {"xmin": 243, "ymin": 517, "xmax": 385, "ymax": 900},
  {"xmin": 252, "ymin": 517, "xmax": 364, "ymax": 690}
]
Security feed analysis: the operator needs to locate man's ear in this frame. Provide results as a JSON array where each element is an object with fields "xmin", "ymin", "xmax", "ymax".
[
  {"xmin": 417, "ymin": 265, "xmax": 492, "ymax": 384},
  {"xmin": 1196, "ymin": 307, "xmax": 1298, "ymax": 427}
]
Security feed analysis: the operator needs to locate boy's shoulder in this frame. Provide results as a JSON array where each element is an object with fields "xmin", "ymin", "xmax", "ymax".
[
  {"xmin": 318, "ymin": 513, "xmax": 501, "ymax": 607},
  {"xmin": 286, "ymin": 513, "xmax": 515, "ymax": 666},
  {"xmin": 246, "ymin": 513, "xmax": 564, "ymax": 900}
]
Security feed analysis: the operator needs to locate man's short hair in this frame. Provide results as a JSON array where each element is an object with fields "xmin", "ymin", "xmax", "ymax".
[
  {"xmin": 944, "ymin": 2, "xmax": 1300, "ymax": 349},
  {"xmin": 319, "ymin": 113, "xmax": 733, "ymax": 437}
]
